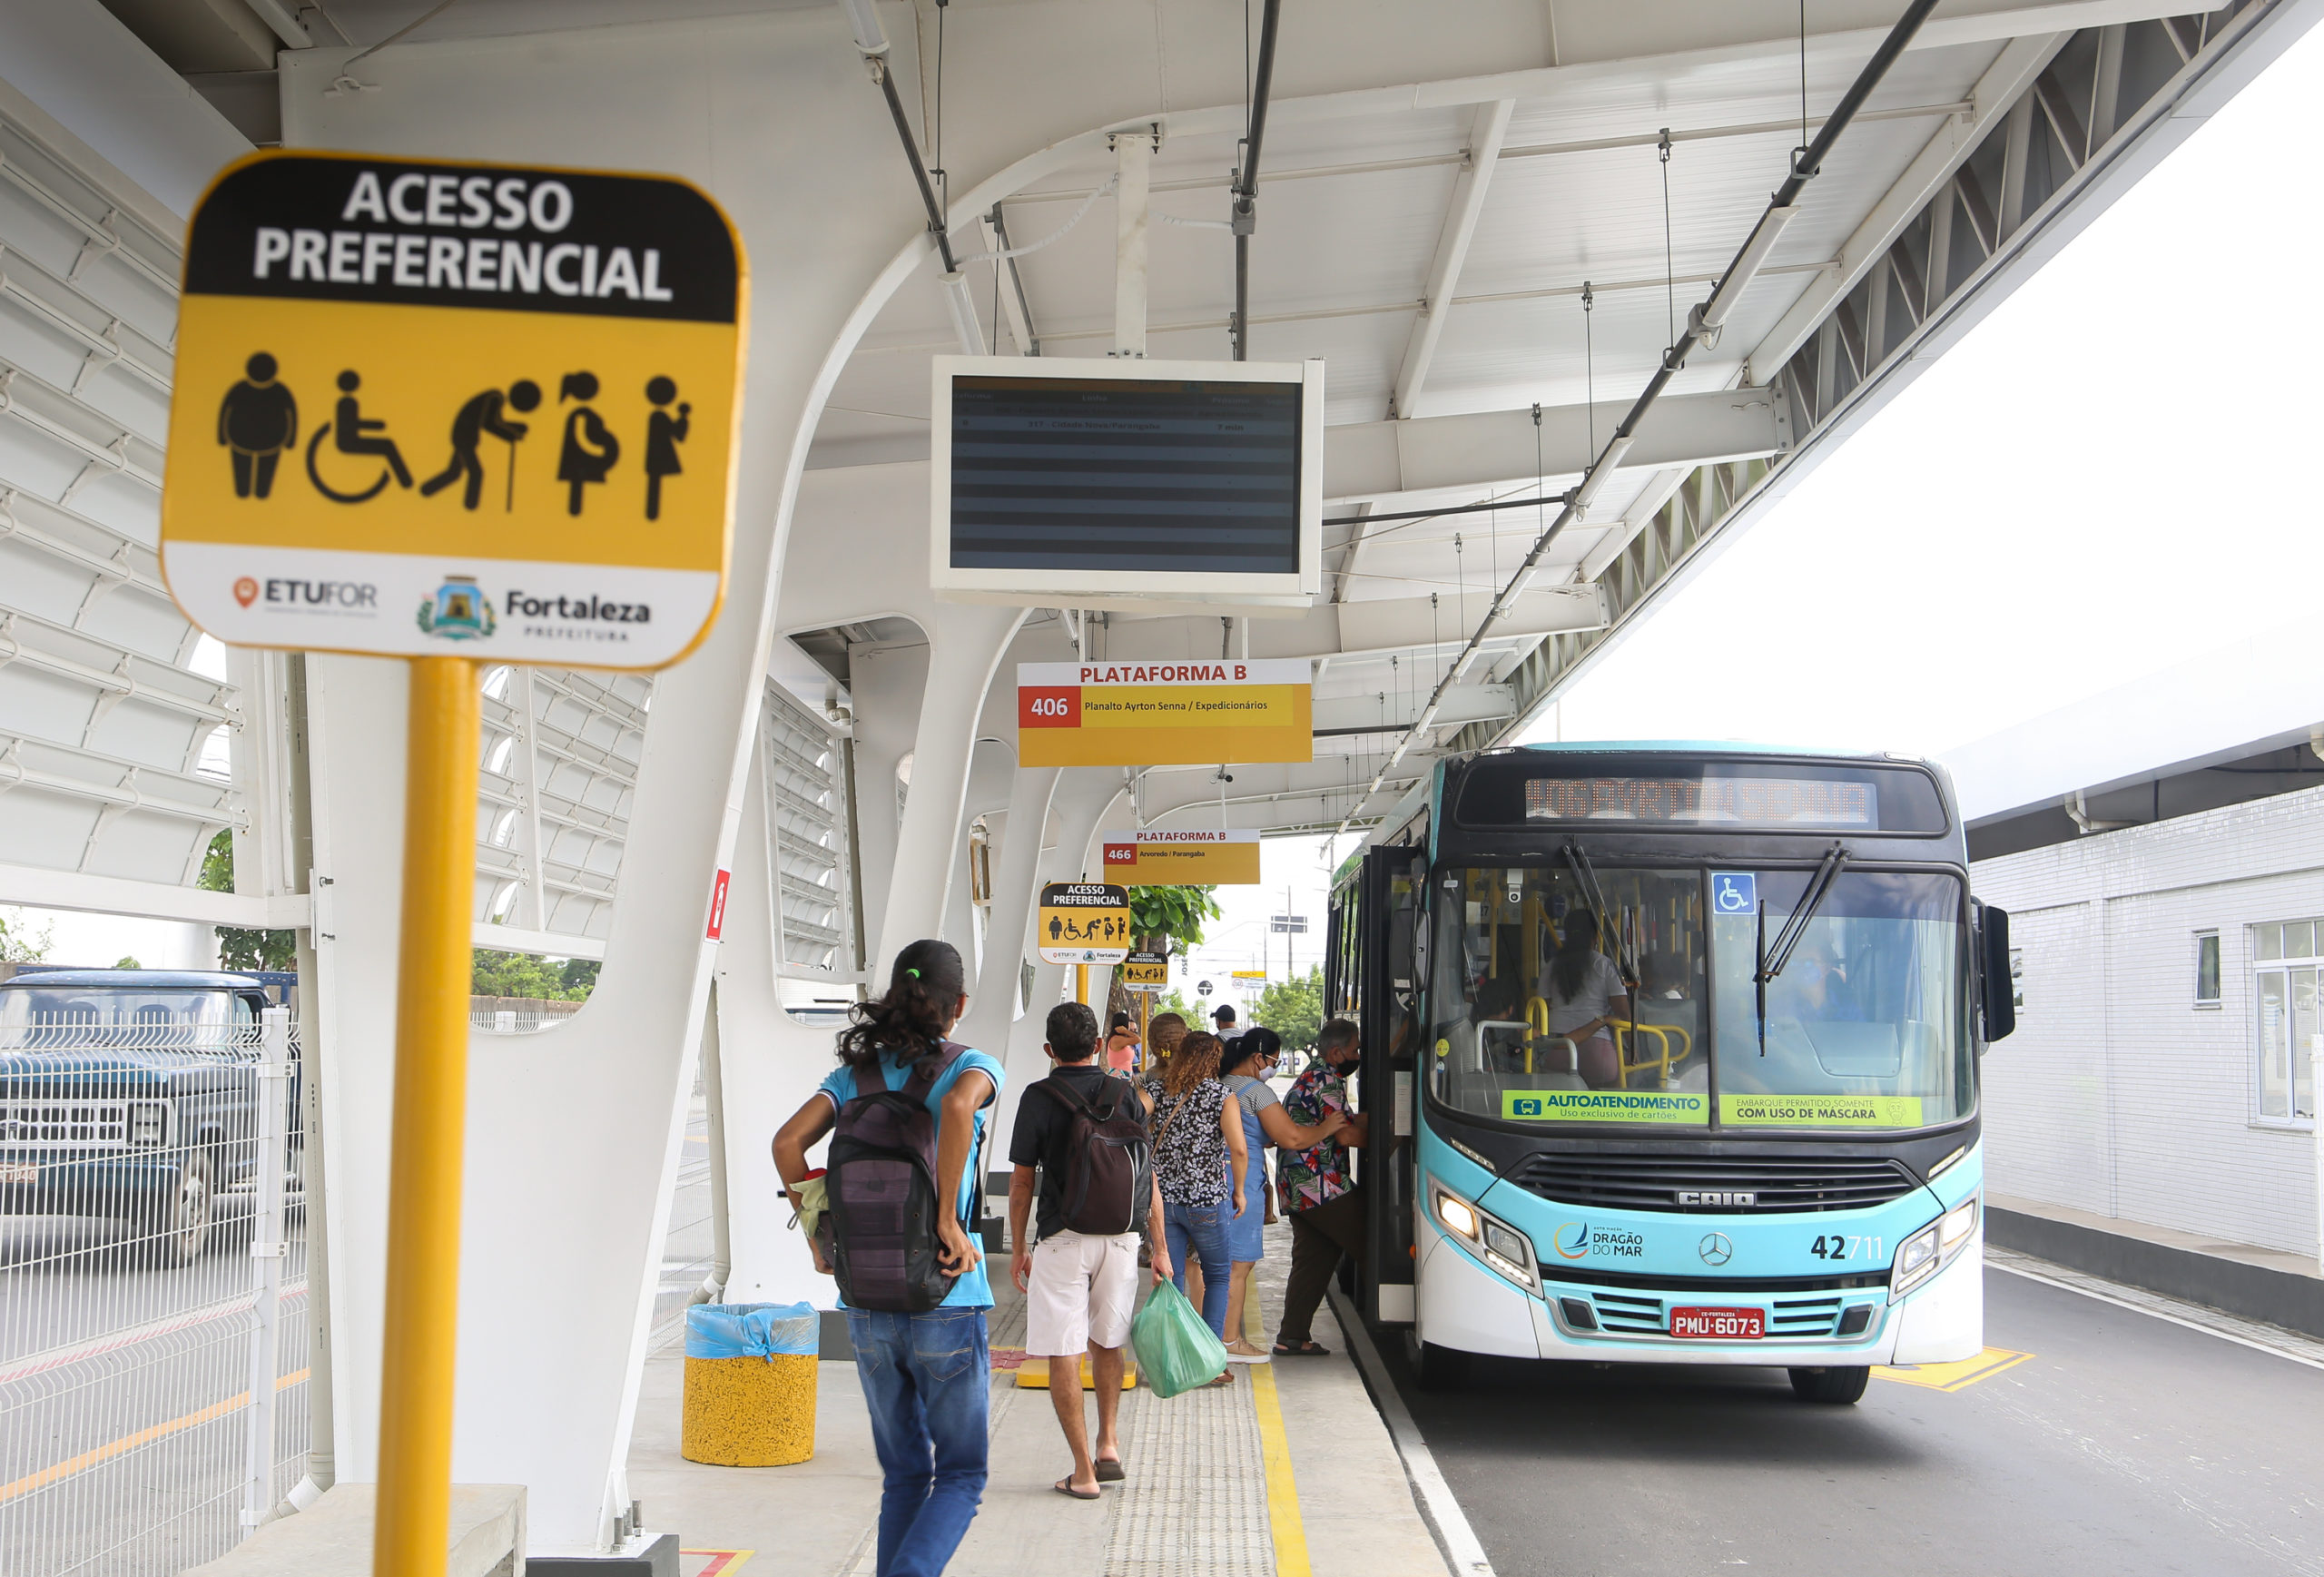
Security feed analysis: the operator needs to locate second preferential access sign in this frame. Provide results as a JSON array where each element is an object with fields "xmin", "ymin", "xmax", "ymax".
[
  {"xmin": 1019, "ymin": 660, "xmax": 1311, "ymax": 768},
  {"xmin": 162, "ymin": 152, "xmax": 745, "ymax": 668}
]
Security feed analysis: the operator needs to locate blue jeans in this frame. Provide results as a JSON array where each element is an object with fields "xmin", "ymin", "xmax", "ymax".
[
  {"xmin": 846, "ymin": 1306, "xmax": 990, "ymax": 1577},
  {"xmin": 1165, "ymin": 1199, "xmax": 1233, "ymax": 1337}
]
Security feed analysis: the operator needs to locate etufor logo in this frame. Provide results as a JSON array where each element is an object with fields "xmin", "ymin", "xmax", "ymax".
[
  {"xmin": 233, "ymin": 577, "xmax": 259, "ymax": 607},
  {"xmin": 416, "ymin": 576, "xmax": 497, "ymax": 641}
]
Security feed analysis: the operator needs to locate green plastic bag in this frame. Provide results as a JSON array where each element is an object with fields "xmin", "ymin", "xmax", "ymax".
[{"xmin": 1130, "ymin": 1280, "xmax": 1230, "ymax": 1398}]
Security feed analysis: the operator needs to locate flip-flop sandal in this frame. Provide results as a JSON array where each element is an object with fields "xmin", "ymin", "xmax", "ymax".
[
  {"xmin": 1054, "ymin": 1478, "xmax": 1103, "ymax": 1500},
  {"xmin": 1273, "ymin": 1340, "xmax": 1331, "ymax": 1356},
  {"xmin": 1206, "ymin": 1369, "xmax": 1238, "ymax": 1386},
  {"xmin": 1095, "ymin": 1459, "xmax": 1126, "ymax": 1483}
]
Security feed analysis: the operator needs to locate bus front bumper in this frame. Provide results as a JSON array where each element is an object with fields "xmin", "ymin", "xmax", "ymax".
[{"xmin": 1417, "ymin": 1214, "xmax": 1983, "ymax": 1367}]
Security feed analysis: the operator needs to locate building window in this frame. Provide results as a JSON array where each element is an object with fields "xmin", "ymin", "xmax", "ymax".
[
  {"xmin": 2008, "ymin": 948, "xmax": 2024, "ymax": 1015},
  {"xmin": 2252, "ymin": 920, "xmax": 2320, "ymax": 1123},
  {"xmin": 2194, "ymin": 932, "xmax": 2221, "ymax": 1007}
]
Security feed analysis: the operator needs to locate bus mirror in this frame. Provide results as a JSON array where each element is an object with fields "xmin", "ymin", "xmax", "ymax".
[{"xmin": 1979, "ymin": 904, "xmax": 2015, "ymax": 1044}]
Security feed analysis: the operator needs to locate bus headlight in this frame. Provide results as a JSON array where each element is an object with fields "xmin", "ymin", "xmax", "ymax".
[
  {"xmin": 1430, "ymin": 1180, "xmax": 1539, "ymax": 1295},
  {"xmin": 1891, "ymin": 1194, "xmax": 1978, "ymax": 1300}
]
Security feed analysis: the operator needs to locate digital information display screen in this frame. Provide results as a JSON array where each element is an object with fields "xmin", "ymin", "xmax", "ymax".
[
  {"xmin": 1524, "ymin": 776, "xmax": 1878, "ymax": 827},
  {"xmin": 948, "ymin": 375, "xmax": 1301, "ymax": 575}
]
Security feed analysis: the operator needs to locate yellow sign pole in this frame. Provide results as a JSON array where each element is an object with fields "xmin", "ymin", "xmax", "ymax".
[
  {"xmin": 374, "ymin": 655, "xmax": 481, "ymax": 1577},
  {"xmin": 1076, "ymin": 963, "xmax": 1089, "ymax": 1007}
]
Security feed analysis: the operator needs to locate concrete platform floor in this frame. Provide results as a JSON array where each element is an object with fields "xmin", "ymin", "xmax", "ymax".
[{"xmin": 626, "ymin": 1225, "xmax": 1451, "ymax": 1577}]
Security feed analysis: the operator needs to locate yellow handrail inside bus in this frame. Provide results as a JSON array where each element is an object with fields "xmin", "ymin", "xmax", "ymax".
[
  {"xmin": 1610, "ymin": 1020, "xmax": 1692, "ymax": 1088},
  {"xmin": 1524, "ymin": 995, "xmax": 1551, "ymax": 1074}
]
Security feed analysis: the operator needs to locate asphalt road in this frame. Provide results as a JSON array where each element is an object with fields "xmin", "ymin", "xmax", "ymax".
[{"xmin": 1373, "ymin": 1267, "xmax": 2324, "ymax": 1577}]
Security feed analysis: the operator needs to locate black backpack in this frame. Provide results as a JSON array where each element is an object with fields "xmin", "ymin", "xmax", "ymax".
[
  {"xmin": 1037, "ymin": 1072, "xmax": 1153, "ymax": 1237},
  {"xmin": 823, "ymin": 1042, "xmax": 982, "ymax": 1312}
]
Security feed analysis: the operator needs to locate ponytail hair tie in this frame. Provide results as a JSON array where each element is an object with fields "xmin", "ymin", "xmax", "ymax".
[{"xmin": 906, "ymin": 967, "xmax": 921, "ymax": 979}]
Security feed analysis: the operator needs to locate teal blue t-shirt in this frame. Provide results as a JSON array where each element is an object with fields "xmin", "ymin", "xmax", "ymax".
[{"xmin": 816, "ymin": 1046, "xmax": 1006, "ymax": 1309}]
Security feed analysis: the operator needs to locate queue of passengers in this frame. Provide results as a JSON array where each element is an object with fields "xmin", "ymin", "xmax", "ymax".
[{"xmin": 773, "ymin": 941, "xmax": 1372, "ymax": 1572}]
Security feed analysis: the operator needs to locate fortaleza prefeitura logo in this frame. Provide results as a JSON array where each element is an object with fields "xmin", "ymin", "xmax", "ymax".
[
  {"xmin": 417, "ymin": 576, "xmax": 496, "ymax": 640},
  {"xmin": 413, "ymin": 580, "xmax": 656, "ymax": 644}
]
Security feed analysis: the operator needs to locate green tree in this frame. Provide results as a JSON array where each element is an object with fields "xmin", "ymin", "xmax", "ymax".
[
  {"xmin": 471, "ymin": 948, "xmax": 591, "ymax": 1000},
  {"xmin": 1127, "ymin": 886, "xmax": 1221, "ymax": 951},
  {"xmin": 114, "ymin": 955, "xmax": 142, "ymax": 971},
  {"xmin": 1255, "ymin": 966, "xmax": 1325, "ymax": 1055},
  {"xmin": 200, "ymin": 831, "xmax": 298, "ymax": 971},
  {"xmin": 0, "ymin": 909, "xmax": 51, "ymax": 964}
]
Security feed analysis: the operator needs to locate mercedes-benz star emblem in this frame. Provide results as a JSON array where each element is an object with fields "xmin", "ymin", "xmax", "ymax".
[{"xmin": 1698, "ymin": 1232, "xmax": 1734, "ymax": 1267}]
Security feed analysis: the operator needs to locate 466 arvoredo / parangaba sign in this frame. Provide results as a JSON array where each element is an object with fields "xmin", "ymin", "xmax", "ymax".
[{"xmin": 162, "ymin": 151, "xmax": 746, "ymax": 669}]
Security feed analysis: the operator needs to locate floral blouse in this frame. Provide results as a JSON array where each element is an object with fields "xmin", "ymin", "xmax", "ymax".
[
  {"xmin": 1141, "ymin": 1077, "xmax": 1231, "ymax": 1206},
  {"xmin": 1278, "ymin": 1062, "xmax": 1354, "ymax": 1212}
]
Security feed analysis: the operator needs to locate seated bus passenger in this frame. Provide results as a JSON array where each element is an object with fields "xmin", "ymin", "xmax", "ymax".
[
  {"xmin": 1776, "ymin": 938, "xmax": 1864, "ymax": 1022},
  {"xmin": 1640, "ymin": 949, "xmax": 1689, "ymax": 1000},
  {"xmin": 1538, "ymin": 912, "xmax": 1630, "ymax": 1089}
]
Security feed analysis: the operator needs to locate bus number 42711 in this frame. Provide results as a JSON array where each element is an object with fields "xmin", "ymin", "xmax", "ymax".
[{"xmin": 1808, "ymin": 1235, "xmax": 1882, "ymax": 1261}]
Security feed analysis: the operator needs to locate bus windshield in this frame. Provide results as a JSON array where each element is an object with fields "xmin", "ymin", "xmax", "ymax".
[{"xmin": 1425, "ymin": 862, "xmax": 1972, "ymax": 1132}]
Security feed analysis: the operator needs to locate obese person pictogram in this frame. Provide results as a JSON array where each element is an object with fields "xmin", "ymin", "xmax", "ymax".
[{"xmin": 162, "ymin": 151, "xmax": 746, "ymax": 669}]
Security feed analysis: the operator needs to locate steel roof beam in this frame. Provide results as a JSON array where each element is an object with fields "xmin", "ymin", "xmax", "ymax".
[
  {"xmin": 1137, "ymin": 759, "xmax": 1429, "ymax": 824},
  {"xmin": 1393, "ymin": 100, "xmax": 1513, "ymax": 421},
  {"xmin": 1326, "ymin": 387, "xmax": 1787, "ymax": 506},
  {"xmin": 1745, "ymin": 32, "xmax": 2068, "ymax": 385},
  {"xmin": 1104, "ymin": 584, "xmax": 1607, "ymax": 663}
]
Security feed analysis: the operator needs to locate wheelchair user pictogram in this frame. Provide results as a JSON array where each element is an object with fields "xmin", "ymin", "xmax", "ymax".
[{"xmin": 305, "ymin": 370, "xmax": 415, "ymax": 503}]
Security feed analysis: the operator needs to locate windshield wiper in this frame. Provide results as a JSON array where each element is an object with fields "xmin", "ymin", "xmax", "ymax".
[
  {"xmin": 1561, "ymin": 841, "xmax": 1638, "ymax": 984},
  {"xmin": 1754, "ymin": 841, "xmax": 1850, "ymax": 1054}
]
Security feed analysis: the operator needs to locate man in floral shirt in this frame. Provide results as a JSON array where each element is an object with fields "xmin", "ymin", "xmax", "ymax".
[{"xmin": 1275, "ymin": 1018, "xmax": 1369, "ymax": 1355}]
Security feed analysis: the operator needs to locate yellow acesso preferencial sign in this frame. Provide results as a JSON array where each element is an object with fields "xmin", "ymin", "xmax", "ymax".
[{"xmin": 162, "ymin": 151, "xmax": 746, "ymax": 669}]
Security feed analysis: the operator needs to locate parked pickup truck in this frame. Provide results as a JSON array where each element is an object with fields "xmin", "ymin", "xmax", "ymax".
[{"xmin": 0, "ymin": 970, "xmax": 296, "ymax": 1266}]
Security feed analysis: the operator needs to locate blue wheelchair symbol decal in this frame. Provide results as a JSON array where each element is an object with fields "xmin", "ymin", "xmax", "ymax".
[{"xmin": 1711, "ymin": 872, "xmax": 1758, "ymax": 915}]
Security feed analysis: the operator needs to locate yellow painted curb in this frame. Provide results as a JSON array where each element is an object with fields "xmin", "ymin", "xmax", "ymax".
[
  {"xmin": 1875, "ymin": 1346, "xmax": 2034, "ymax": 1391},
  {"xmin": 1245, "ymin": 1286, "xmax": 1311, "ymax": 1577}
]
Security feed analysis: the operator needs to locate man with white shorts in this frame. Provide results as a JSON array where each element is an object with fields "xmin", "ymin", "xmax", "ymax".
[{"xmin": 1009, "ymin": 1001, "xmax": 1170, "ymax": 1500}]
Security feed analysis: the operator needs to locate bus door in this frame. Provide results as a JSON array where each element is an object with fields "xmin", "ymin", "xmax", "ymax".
[{"xmin": 1356, "ymin": 843, "xmax": 1425, "ymax": 1325}]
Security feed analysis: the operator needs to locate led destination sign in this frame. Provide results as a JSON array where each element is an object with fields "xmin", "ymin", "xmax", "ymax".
[{"xmin": 1524, "ymin": 776, "xmax": 1877, "ymax": 828}]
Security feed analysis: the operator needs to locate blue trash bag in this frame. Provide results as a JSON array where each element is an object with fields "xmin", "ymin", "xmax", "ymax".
[
  {"xmin": 1128, "ymin": 1281, "xmax": 1229, "ymax": 1398},
  {"xmin": 685, "ymin": 1301, "xmax": 819, "ymax": 1362}
]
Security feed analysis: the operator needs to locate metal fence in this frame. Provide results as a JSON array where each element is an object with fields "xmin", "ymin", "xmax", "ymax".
[{"xmin": 0, "ymin": 1007, "xmax": 309, "ymax": 1575}]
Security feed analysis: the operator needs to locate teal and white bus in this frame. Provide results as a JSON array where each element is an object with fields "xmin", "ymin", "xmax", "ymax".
[{"xmin": 1327, "ymin": 744, "xmax": 2014, "ymax": 1403}]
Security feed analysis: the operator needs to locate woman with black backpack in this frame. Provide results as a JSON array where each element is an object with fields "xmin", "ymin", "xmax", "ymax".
[{"xmin": 773, "ymin": 940, "xmax": 1005, "ymax": 1577}]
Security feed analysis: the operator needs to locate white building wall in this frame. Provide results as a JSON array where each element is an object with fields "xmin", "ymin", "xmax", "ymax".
[{"xmin": 1973, "ymin": 784, "xmax": 2324, "ymax": 1257}]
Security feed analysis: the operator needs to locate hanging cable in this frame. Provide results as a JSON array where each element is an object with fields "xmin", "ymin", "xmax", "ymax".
[
  {"xmin": 931, "ymin": 0, "xmax": 948, "ymax": 217},
  {"xmin": 1799, "ymin": 0, "xmax": 1812, "ymax": 173},
  {"xmin": 1659, "ymin": 130, "xmax": 1675, "ymax": 348},
  {"xmin": 1582, "ymin": 281, "xmax": 1596, "ymax": 458}
]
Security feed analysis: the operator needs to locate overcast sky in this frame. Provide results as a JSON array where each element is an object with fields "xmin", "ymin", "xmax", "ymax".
[{"xmin": 1524, "ymin": 17, "xmax": 2324, "ymax": 764}]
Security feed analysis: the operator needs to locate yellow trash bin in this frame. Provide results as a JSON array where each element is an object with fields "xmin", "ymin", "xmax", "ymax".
[{"xmin": 681, "ymin": 1302, "xmax": 819, "ymax": 1466}]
